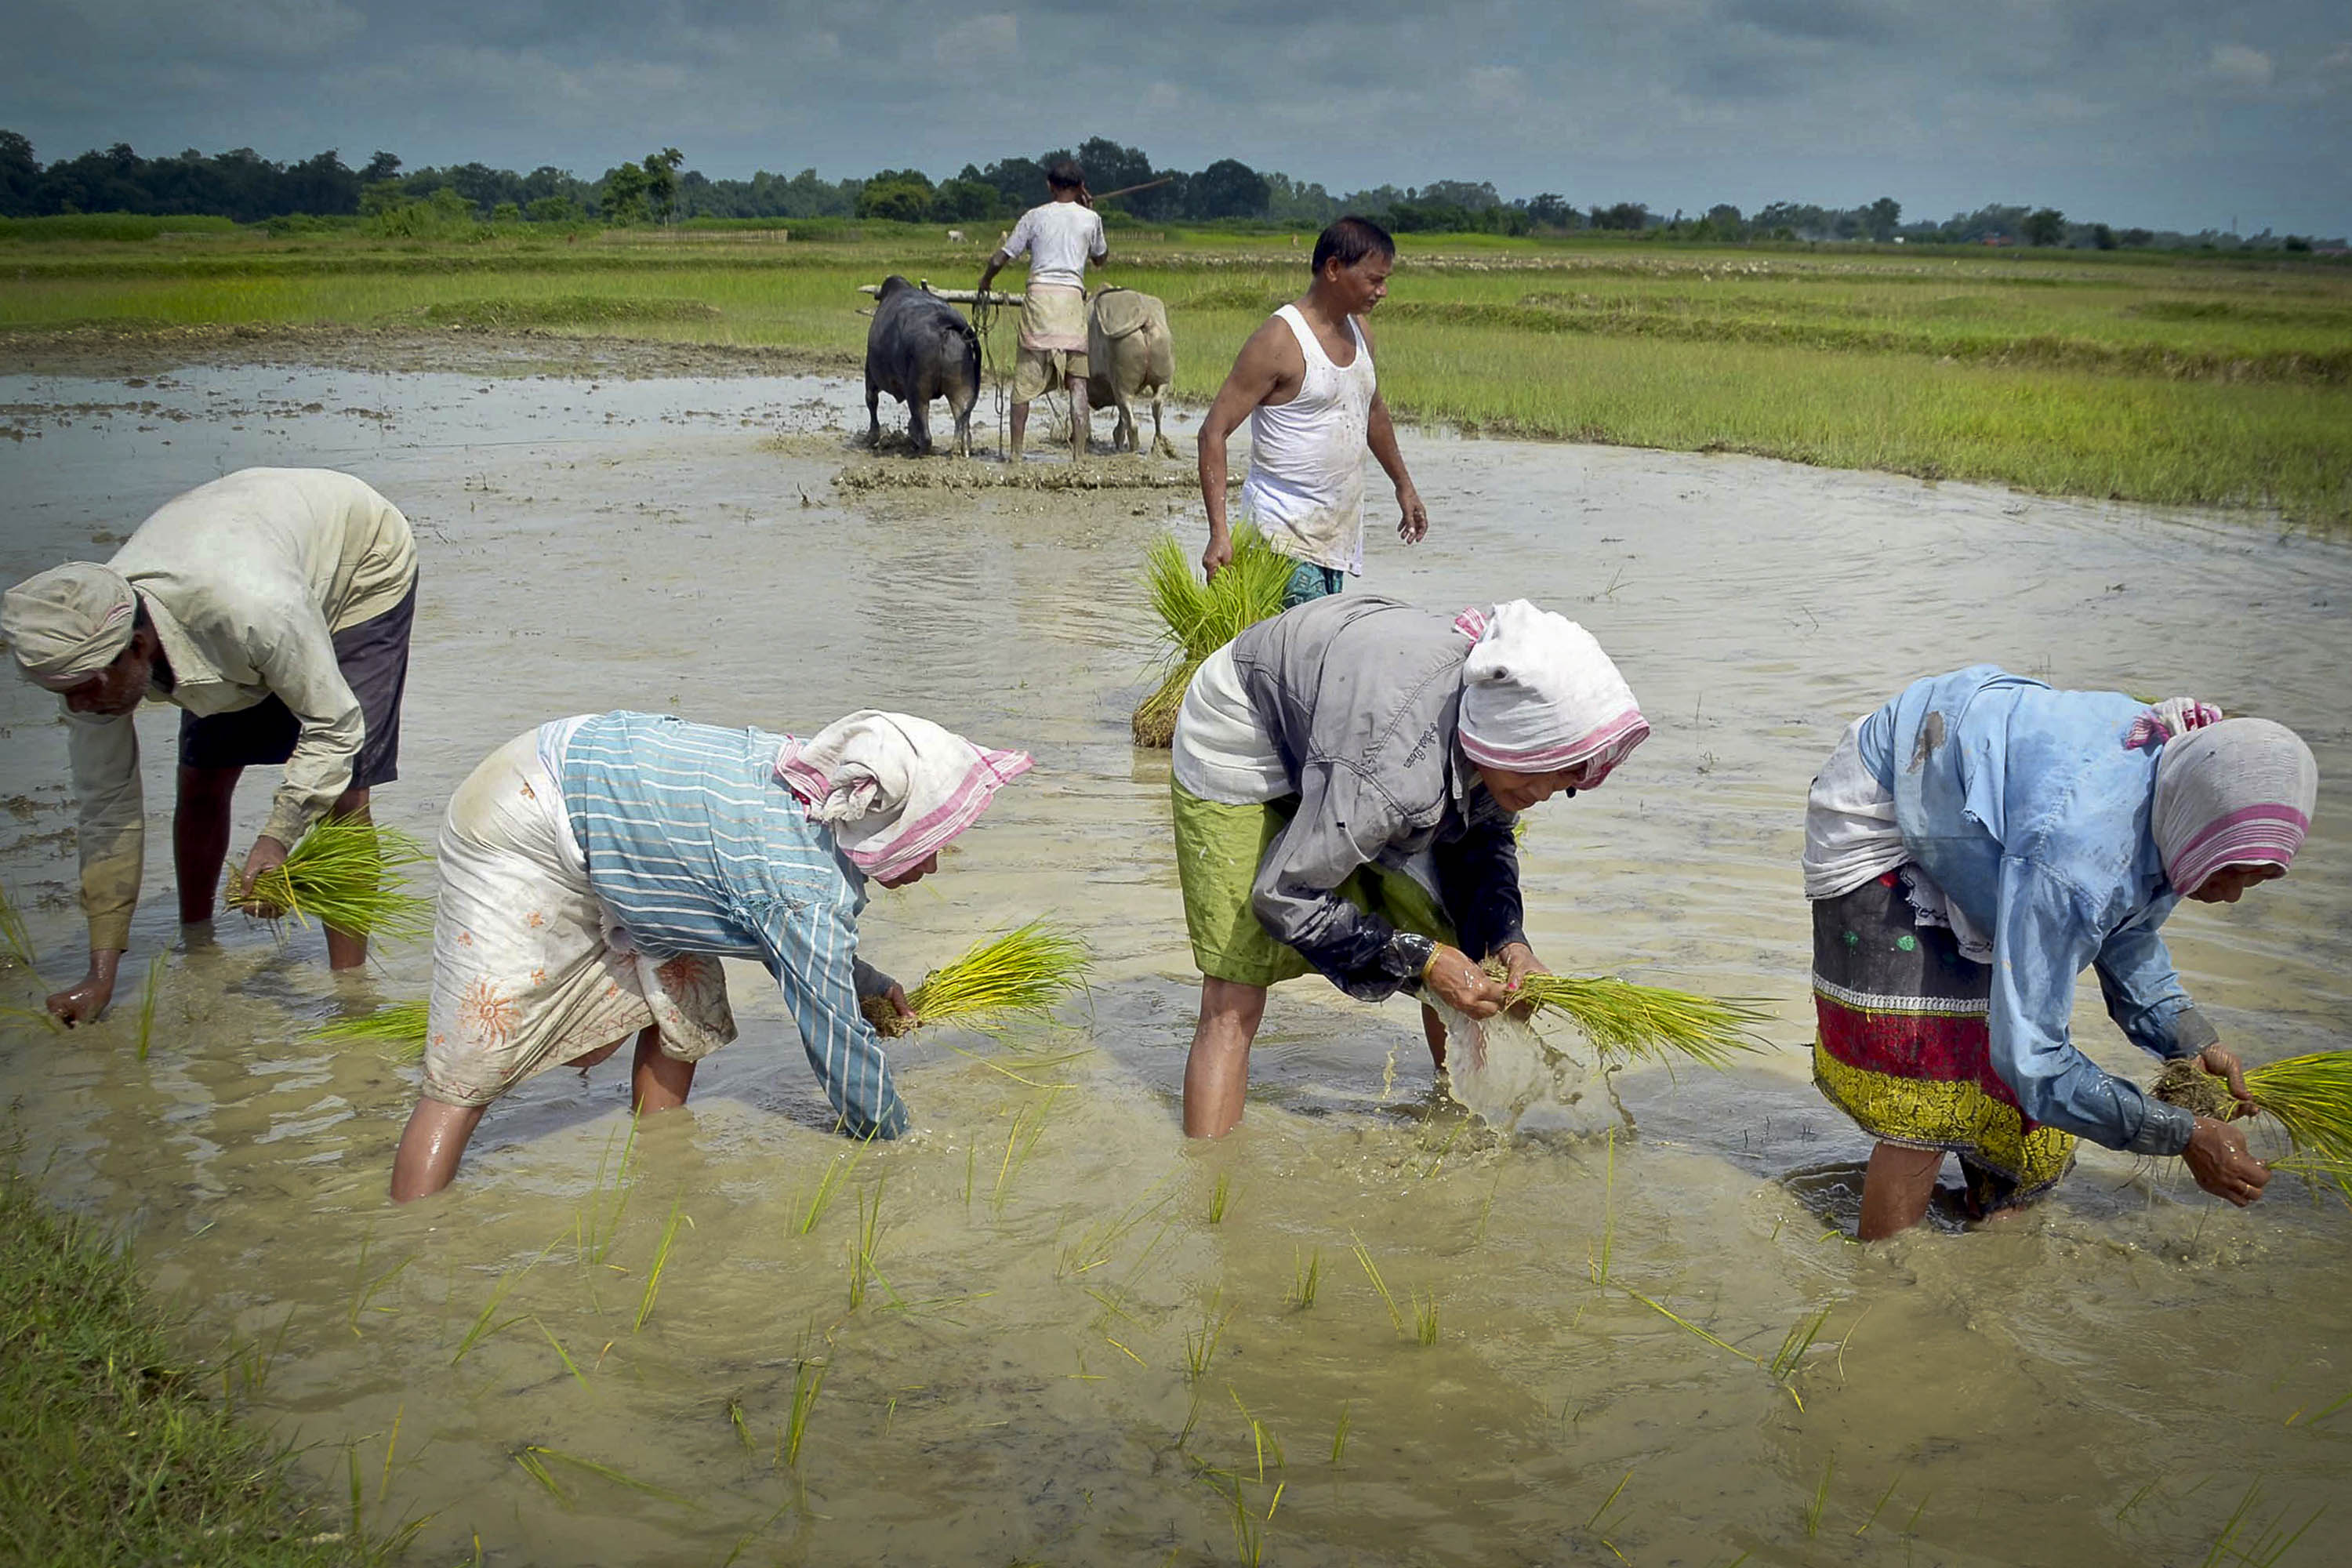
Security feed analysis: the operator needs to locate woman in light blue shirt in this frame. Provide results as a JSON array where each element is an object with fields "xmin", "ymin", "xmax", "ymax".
[{"xmin": 1799, "ymin": 666, "xmax": 2316, "ymax": 1238}]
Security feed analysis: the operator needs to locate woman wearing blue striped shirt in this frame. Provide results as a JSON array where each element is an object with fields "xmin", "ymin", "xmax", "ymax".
[{"xmin": 390, "ymin": 710, "xmax": 1030, "ymax": 1201}]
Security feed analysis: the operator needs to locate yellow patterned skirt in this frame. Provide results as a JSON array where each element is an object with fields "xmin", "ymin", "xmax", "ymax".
[{"xmin": 1810, "ymin": 871, "xmax": 2075, "ymax": 1214}]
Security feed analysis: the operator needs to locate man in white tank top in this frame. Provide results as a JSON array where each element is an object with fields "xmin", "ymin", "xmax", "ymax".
[{"xmin": 1196, "ymin": 216, "xmax": 1428, "ymax": 605}]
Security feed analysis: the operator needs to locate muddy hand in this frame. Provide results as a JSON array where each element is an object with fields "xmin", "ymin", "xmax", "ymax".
[
  {"xmin": 1494, "ymin": 939, "xmax": 1548, "ymax": 1018},
  {"xmin": 2183, "ymin": 1116, "xmax": 2270, "ymax": 1207},
  {"xmin": 2196, "ymin": 1044, "xmax": 2257, "ymax": 1117},
  {"xmin": 1424, "ymin": 945, "xmax": 1508, "ymax": 1020},
  {"xmin": 1396, "ymin": 485, "xmax": 1428, "ymax": 546},
  {"xmin": 234, "ymin": 835, "xmax": 292, "ymax": 916},
  {"xmin": 47, "ymin": 950, "xmax": 122, "ymax": 1026}
]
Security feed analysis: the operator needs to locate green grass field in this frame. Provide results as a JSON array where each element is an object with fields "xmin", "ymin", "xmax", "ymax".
[
  {"xmin": 3, "ymin": 222, "xmax": 2347, "ymax": 524},
  {"xmin": 0, "ymin": 1162, "xmax": 377, "ymax": 1566}
]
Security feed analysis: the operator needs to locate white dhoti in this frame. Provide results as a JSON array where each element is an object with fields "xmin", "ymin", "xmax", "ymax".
[{"xmin": 422, "ymin": 723, "xmax": 736, "ymax": 1108}]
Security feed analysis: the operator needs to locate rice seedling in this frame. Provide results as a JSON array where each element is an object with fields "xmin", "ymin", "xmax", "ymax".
[
  {"xmin": 234, "ymin": 814, "xmax": 434, "ymax": 942},
  {"xmin": 725, "ymin": 1396, "xmax": 755, "ymax": 1450},
  {"xmin": 633, "ymin": 1199, "xmax": 688, "ymax": 1332},
  {"xmin": 578, "ymin": 1114, "xmax": 641, "ymax": 1265},
  {"xmin": 132, "ymin": 951, "xmax": 164, "ymax": 1061},
  {"xmin": 1128, "ymin": 524, "xmax": 1293, "ymax": 747},
  {"xmin": 1229, "ymin": 1388, "xmax": 1284, "ymax": 1481},
  {"xmin": 1207, "ymin": 1171, "xmax": 1232, "ymax": 1224},
  {"xmin": 2200, "ymin": 1479, "xmax": 2323, "ymax": 1568},
  {"xmin": 862, "ymin": 919, "xmax": 1092, "ymax": 1038},
  {"xmin": 1288, "ymin": 1246, "xmax": 1322, "ymax": 1310},
  {"xmin": 0, "ymin": 1003, "xmax": 65, "ymax": 1034},
  {"xmin": 1183, "ymin": 1291, "xmax": 1232, "ymax": 1382},
  {"xmin": 1329, "ymin": 1402, "xmax": 1352, "ymax": 1465},
  {"xmin": 1770, "ymin": 1306, "xmax": 1832, "ymax": 1384},
  {"xmin": 1806, "ymin": 1452, "xmax": 1836, "ymax": 1537},
  {"xmin": 848, "ymin": 1178, "xmax": 885, "ymax": 1309},
  {"xmin": 1349, "ymin": 1232, "xmax": 1406, "ymax": 1335},
  {"xmin": 310, "ymin": 997, "xmax": 430, "ymax": 1061},
  {"xmin": 782, "ymin": 1352, "xmax": 827, "ymax": 1468},
  {"xmin": 1490, "ymin": 965, "xmax": 1774, "ymax": 1070},
  {"xmin": 221, "ymin": 1304, "xmax": 297, "ymax": 1406},
  {"xmin": 523, "ymin": 1444, "xmax": 696, "ymax": 1508},
  {"xmin": 992, "ymin": 1086, "xmax": 1064, "ymax": 1214},
  {"xmin": 451, "ymin": 1239, "xmax": 554, "ymax": 1365},
  {"xmin": 1413, "ymin": 1288, "xmax": 1441, "ymax": 1345},
  {"xmin": 0, "ymin": 880, "xmax": 37, "ymax": 969},
  {"xmin": 1057, "ymin": 1180, "xmax": 1174, "ymax": 1279},
  {"xmin": 1622, "ymin": 1286, "xmax": 1811, "ymax": 1410},
  {"xmin": 796, "ymin": 1129, "xmax": 874, "ymax": 1234},
  {"xmin": 344, "ymin": 1229, "xmax": 411, "ymax": 1337},
  {"xmin": 1587, "ymin": 1468, "xmax": 1634, "ymax": 1531},
  {"xmin": 1855, "ymin": 1466, "xmax": 1907, "ymax": 1537},
  {"xmin": 1588, "ymin": 1128, "xmax": 1617, "ymax": 1287},
  {"xmin": 533, "ymin": 1319, "xmax": 589, "ymax": 1391},
  {"xmin": 511, "ymin": 1446, "xmax": 565, "ymax": 1500}
]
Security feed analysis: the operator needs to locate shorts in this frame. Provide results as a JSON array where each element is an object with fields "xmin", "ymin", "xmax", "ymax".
[
  {"xmin": 1172, "ymin": 779, "xmax": 1454, "ymax": 989},
  {"xmin": 179, "ymin": 577, "xmax": 416, "ymax": 787},
  {"xmin": 1279, "ymin": 561, "xmax": 1348, "ymax": 609},
  {"xmin": 1013, "ymin": 345, "xmax": 1090, "ymax": 404}
]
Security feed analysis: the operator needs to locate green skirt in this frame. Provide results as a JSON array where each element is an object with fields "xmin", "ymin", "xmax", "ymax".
[{"xmin": 1171, "ymin": 779, "xmax": 1454, "ymax": 988}]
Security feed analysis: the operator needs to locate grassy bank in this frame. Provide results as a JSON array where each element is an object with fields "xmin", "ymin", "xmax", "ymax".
[
  {"xmin": 0, "ymin": 1164, "xmax": 370, "ymax": 1566},
  {"xmin": 2, "ymin": 226, "xmax": 2347, "ymax": 524}
]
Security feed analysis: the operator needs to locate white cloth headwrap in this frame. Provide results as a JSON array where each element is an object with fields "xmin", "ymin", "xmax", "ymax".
[
  {"xmin": 2151, "ymin": 717, "xmax": 2318, "ymax": 896},
  {"xmin": 775, "ymin": 710, "xmax": 1033, "ymax": 884},
  {"xmin": 1452, "ymin": 601, "xmax": 1649, "ymax": 787},
  {"xmin": 2, "ymin": 563, "xmax": 139, "ymax": 691}
]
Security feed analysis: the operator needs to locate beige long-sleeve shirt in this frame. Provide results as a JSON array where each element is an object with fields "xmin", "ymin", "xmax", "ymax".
[{"xmin": 68, "ymin": 468, "xmax": 418, "ymax": 950}]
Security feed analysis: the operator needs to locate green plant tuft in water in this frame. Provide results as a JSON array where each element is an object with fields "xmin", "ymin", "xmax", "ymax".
[
  {"xmin": 236, "ymin": 815, "xmax": 434, "ymax": 942},
  {"xmin": 0, "ymin": 880, "xmax": 36, "ymax": 971},
  {"xmin": 862, "ymin": 919, "xmax": 1092, "ymax": 1038},
  {"xmin": 309, "ymin": 998, "xmax": 430, "ymax": 1061},
  {"xmin": 1494, "ymin": 966, "xmax": 1774, "ymax": 1069},
  {"xmin": 1129, "ymin": 526, "xmax": 1292, "ymax": 747},
  {"xmin": 1289, "ymin": 1246, "xmax": 1322, "ymax": 1310},
  {"xmin": 132, "ymin": 952, "xmax": 165, "ymax": 1061}
]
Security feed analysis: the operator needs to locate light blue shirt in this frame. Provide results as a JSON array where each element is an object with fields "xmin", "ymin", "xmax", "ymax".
[
  {"xmin": 1857, "ymin": 666, "xmax": 2210, "ymax": 1155},
  {"xmin": 561, "ymin": 712, "xmax": 908, "ymax": 1139}
]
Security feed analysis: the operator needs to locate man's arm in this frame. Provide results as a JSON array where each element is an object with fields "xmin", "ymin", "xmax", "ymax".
[
  {"xmin": 764, "ymin": 901, "xmax": 911, "ymax": 1138},
  {"xmin": 235, "ymin": 608, "xmax": 366, "ymax": 891},
  {"xmin": 1196, "ymin": 320, "xmax": 1296, "ymax": 577},
  {"xmin": 53, "ymin": 712, "xmax": 143, "ymax": 1023},
  {"xmin": 1359, "ymin": 319, "xmax": 1428, "ymax": 546},
  {"xmin": 977, "ymin": 249, "xmax": 1013, "ymax": 294}
]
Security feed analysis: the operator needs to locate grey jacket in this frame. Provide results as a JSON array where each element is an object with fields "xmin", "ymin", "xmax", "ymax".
[{"xmin": 1229, "ymin": 594, "xmax": 1528, "ymax": 1000}]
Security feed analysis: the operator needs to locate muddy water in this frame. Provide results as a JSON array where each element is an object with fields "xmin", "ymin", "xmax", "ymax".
[{"xmin": 2, "ymin": 362, "xmax": 2348, "ymax": 1568}]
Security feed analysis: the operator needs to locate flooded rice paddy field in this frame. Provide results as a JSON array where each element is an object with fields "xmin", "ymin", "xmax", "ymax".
[{"xmin": 2, "ymin": 356, "xmax": 2349, "ymax": 1567}]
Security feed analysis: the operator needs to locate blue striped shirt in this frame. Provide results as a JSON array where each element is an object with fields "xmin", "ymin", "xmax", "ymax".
[{"xmin": 561, "ymin": 712, "xmax": 908, "ymax": 1138}]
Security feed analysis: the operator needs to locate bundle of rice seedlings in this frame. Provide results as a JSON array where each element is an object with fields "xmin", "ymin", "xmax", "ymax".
[
  {"xmin": 1130, "ymin": 525, "xmax": 1293, "ymax": 748},
  {"xmin": 310, "ymin": 998, "xmax": 430, "ymax": 1061},
  {"xmin": 2242, "ymin": 1052, "xmax": 2352, "ymax": 1196},
  {"xmin": 1483, "ymin": 963, "xmax": 1773, "ymax": 1070},
  {"xmin": 860, "ymin": 919, "xmax": 1091, "ymax": 1038},
  {"xmin": 235, "ymin": 815, "xmax": 433, "ymax": 942}
]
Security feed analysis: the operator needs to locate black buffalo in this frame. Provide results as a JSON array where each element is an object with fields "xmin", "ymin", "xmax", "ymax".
[{"xmin": 865, "ymin": 276, "xmax": 980, "ymax": 456}]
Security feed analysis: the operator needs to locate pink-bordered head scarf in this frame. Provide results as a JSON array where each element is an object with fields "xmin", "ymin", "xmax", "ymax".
[
  {"xmin": 776, "ymin": 711, "xmax": 1032, "ymax": 884},
  {"xmin": 1451, "ymin": 601, "xmax": 1650, "ymax": 789},
  {"xmin": 2150, "ymin": 717, "xmax": 2318, "ymax": 897}
]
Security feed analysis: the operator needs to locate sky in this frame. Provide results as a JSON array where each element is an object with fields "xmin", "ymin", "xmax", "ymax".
[{"xmin": 6, "ymin": 0, "xmax": 2348, "ymax": 235}]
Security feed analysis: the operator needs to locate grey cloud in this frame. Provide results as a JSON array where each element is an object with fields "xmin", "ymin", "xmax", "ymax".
[{"xmin": 0, "ymin": 0, "xmax": 2342, "ymax": 234}]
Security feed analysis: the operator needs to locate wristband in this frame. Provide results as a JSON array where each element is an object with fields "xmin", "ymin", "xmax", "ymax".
[{"xmin": 1420, "ymin": 947, "xmax": 1444, "ymax": 983}]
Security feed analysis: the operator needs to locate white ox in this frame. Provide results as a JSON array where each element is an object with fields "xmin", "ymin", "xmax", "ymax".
[{"xmin": 1084, "ymin": 286, "xmax": 1177, "ymax": 456}]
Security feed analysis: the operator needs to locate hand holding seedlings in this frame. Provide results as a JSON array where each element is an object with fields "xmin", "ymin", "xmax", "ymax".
[
  {"xmin": 2183, "ymin": 1116, "xmax": 2271, "ymax": 1206},
  {"xmin": 232, "ymin": 834, "xmax": 293, "ymax": 917}
]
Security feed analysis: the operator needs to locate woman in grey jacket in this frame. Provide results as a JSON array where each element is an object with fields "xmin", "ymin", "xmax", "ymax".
[{"xmin": 1171, "ymin": 595, "xmax": 1650, "ymax": 1136}]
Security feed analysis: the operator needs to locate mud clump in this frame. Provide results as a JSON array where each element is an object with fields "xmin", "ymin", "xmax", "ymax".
[
  {"xmin": 860, "ymin": 995, "xmax": 915, "ymax": 1038},
  {"xmin": 2150, "ymin": 1058, "xmax": 2241, "ymax": 1120},
  {"xmin": 835, "ymin": 459, "xmax": 1206, "ymax": 493}
]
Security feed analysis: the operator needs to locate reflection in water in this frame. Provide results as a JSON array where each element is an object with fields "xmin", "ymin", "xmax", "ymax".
[{"xmin": 2, "ymin": 363, "xmax": 2348, "ymax": 1565}]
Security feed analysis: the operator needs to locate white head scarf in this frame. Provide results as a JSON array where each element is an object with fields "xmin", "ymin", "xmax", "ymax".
[
  {"xmin": 1452, "ymin": 601, "xmax": 1650, "ymax": 787},
  {"xmin": 2, "ymin": 563, "xmax": 139, "ymax": 691},
  {"xmin": 775, "ymin": 710, "xmax": 1033, "ymax": 883},
  {"xmin": 2150, "ymin": 717, "xmax": 2318, "ymax": 895}
]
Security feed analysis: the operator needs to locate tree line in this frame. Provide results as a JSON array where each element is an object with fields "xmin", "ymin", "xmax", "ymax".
[{"xmin": 0, "ymin": 132, "xmax": 2336, "ymax": 252}]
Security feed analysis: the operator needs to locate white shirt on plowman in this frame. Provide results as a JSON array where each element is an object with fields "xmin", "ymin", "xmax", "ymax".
[{"xmin": 1000, "ymin": 201, "xmax": 1107, "ymax": 291}]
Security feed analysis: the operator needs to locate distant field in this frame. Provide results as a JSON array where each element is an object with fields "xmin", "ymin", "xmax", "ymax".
[{"xmin": 2, "ymin": 223, "xmax": 2347, "ymax": 525}]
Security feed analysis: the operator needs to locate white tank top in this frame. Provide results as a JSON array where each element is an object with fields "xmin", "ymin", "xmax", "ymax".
[{"xmin": 1240, "ymin": 305, "xmax": 1376, "ymax": 573}]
